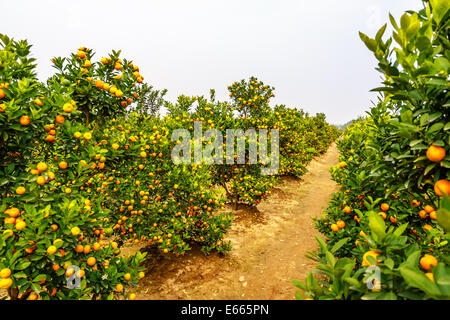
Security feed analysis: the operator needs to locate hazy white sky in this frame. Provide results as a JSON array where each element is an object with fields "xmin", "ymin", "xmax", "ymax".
[{"xmin": 2, "ymin": 0, "xmax": 424, "ymax": 124}]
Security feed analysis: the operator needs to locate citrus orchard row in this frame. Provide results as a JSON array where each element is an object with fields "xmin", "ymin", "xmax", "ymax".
[
  {"xmin": 0, "ymin": 34, "xmax": 338, "ymax": 299},
  {"xmin": 294, "ymin": 0, "xmax": 450, "ymax": 300}
]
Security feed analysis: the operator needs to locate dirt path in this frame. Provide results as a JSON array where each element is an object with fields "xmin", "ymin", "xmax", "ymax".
[{"xmin": 127, "ymin": 142, "xmax": 339, "ymax": 300}]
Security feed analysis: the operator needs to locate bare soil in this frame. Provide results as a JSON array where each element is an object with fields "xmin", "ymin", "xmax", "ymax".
[{"xmin": 123, "ymin": 143, "xmax": 339, "ymax": 300}]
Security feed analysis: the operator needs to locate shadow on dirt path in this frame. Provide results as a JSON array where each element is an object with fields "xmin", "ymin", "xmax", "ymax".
[{"xmin": 123, "ymin": 142, "xmax": 340, "ymax": 300}]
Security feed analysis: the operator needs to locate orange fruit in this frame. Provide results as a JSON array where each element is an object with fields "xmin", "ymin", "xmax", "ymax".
[
  {"xmin": 0, "ymin": 89, "xmax": 5, "ymax": 99},
  {"xmin": 420, "ymin": 254, "xmax": 438, "ymax": 271},
  {"xmin": 65, "ymin": 267, "xmax": 75, "ymax": 277},
  {"xmin": 71, "ymin": 227, "xmax": 81, "ymax": 236},
  {"xmin": 330, "ymin": 224, "xmax": 339, "ymax": 232},
  {"xmin": 343, "ymin": 206, "xmax": 351, "ymax": 214},
  {"xmin": 46, "ymin": 135, "xmax": 56, "ymax": 143},
  {"xmin": 52, "ymin": 264, "xmax": 60, "ymax": 271},
  {"xmin": 0, "ymin": 268, "xmax": 11, "ymax": 279},
  {"xmin": 55, "ymin": 115, "xmax": 65, "ymax": 124},
  {"xmin": 94, "ymin": 79, "xmax": 103, "ymax": 88},
  {"xmin": 129, "ymin": 293, "xmax": 136, "ymax": 300},
  {"xmin": 75, "ymin": 245, "xmax": 84, "ymax": 253},
  {"xmin": 84, "ymin": 60, "xmax": 92, "ymax": 68},
  {"xmin": 424, "ymin": 205, "xmax": 435, "ymax": 214},
  {"xmin": 425, "ymin": 272, "xmax": 434, "ymax": 282},
  {"xmin": 378, "ymin": 211, "xmax": 387, "ymax": 220},
  {"xmin": 63, "ymin": 103, "xmax": 73, "ymax": 113},
  {"xmin": 37, "ymin": 162, "xmax": 47, "ymax": 172},
  {"xmin": 336, "ymin": 220, "xmax": 345, "ymax": 229},
  {"xmin": 19, "ymin": 115, "xmax": 30, "ymax": 125},
  {"xmin": 362, "ymin": 250, "xmax": 380, "ymax": 266},
  {"xmin": 15, "ymin": 219, "xmax": 26, "ymax": 231},
  {"xmin": 47, "ymin": 246, "xmax": 57, "ymax": 255},
  {"xmin": 59, "ymin": 161, "xmax": 68, "ymax": 169},
  {"xmin": 434, "ymin": 179, "xmax": 450, "ymax": 196},
  {"xmin": 77, "ymin": 50, "xmax": 86, "ymax": 58},
  {"xmin": 419, "ymin": 210, "xmax": 428, "ymax": 219},
  {"xmin": 338, "ymin": 161, "xmax": 347, "ymax": 168},
  {"xmin": 380, "ymin": 203, "xmax": 389, "ymax": 211},
  {"xmin": 36, "ymin": 176, "xmax": 46, "ymax": 185},
  {"xmin": 116, "ymin": 284, "xmax": 124, "ymax": 292},
  {"xmin": 0, "ymin": 278, "xmax": 13, "ymax": 289},
  {"xmin": 16, "ymin": 186, "xmax": 26, "ymax": 195},
  {"xmin": 138, "ymin": 272, "xmax": 145, "ymax": 279},
  {"xmin": 83, "ymin": 245, "xmax": 91, "ymax": 254},
  {"xmin": 76, "ymin": 269, "xmax": 85, "ymax": 278},
  {"xmin": 87, "ymin": 257, "xmax": 96, "ymax": 266},
  {"xmin": 430, "ymin": 211, "xmax": 437, "ymax": 220},
  {"xmin": 426, "ymin": 145, "xmax": 446, "ymax": 162},
  {"xmin": 5, "ymin": 207, "xmax": 20, "ymax": 218},
  {"xmin": 124, "ymin": 273, "xmax": 131, "ymax": 281}
]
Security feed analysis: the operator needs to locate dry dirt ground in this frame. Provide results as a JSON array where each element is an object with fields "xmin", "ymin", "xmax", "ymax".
[{"xmin": 122, "ymin": 143, "xmax": 340, "ymax": 300}]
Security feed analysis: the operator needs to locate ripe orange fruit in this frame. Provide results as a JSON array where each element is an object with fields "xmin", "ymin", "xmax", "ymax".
[
  {"xmin": 55, "ymin": 115, "xmax": 65, "ymax": 124},
  {"xmin": 65, "ymin": 267, "xmax": 75, "ymax": 277},
  {"xmin": 426, "ymin": 145, "xmax": 446, "ymax": 162},
  {"xmin": 389, "ymin": 216, "xmax": 397, "ymax": 223},
  {"xmin": 0, "ymin": 268, "xmax": 11, "ymax": 279},
  {"xmin": 93, "ymin": 242, "xmax": 101, "ymax": 251},
  {"xmin": 36, "ymin": 176, "xmax": 46, "ymax": 185},
  {"xmin": 47, "ymin": 246, "xmax": 57, "ymax": 255},
  {"xmin": 430, "ymin": 211, "xmax": 437, "ymax": 220},
  {"xmin": 336, "ymin": 220, "xmax": 345, "ymax": 229},
  {"xmin": 46, "ymin": 135, "xmax": 56, "ymax": 143},
  {"xmin": 15, "ymin": 219, "xmax": 26, "ymax": 231},
  {"xmin": 380, "ymin": 203, "xmax": 389, "ymax": 211},
  {"xmin": 362, "ymin": 250, "xmax": 380, "ymax": 266},
  {"xmin": 343, "ymin": 206, "xmax": 351, "ymax": 214},
  {"xmin": 419, "ymin": 210, "xmax": 428, "ymax": 219},
  {"xmin": 83, "ymin": 245, "xmax": 91, "ymax": 254},
  {"xmin": 116, "ymin": 284, "xmax": 124, "ymax": 292},
  {"xmin": 338, "ymin": 161, "xmax": 347, "ymax": 168},
  {"xmin": 420, "ymin": 254, "xmax": 438, "ymax": 271},
  {"xmin": 330, "ymin": 224, "xmax": 339, "ymax": 232},
  {"xmin": 19, "ymin": 115, "xmax": 30, "ymax": 125},
  {"xmin": 434, "ymin": 179, "xmax": 450, "ymax": 196},
  {"xmin": 71, "ymin": 227, "xmax": 81, "ymax": 236},
  {"xmin": 84, "ymin": 60, "xmax": 92, "ymax": 68},
  {"xmin": 378, "ymin": 211, "xmax": 387, "ymax": 220},
  {"xmin": 37, "ymin": 162, "xmax": 48, "ymax": 172},
  {"xmin": 16, "ymin": 186, "xmax": 26, "ymax": 195},
  {"xmin": 0, "ymin": 278, "xmax": 13, "ymax": 289},
  {"xmin": 59, "ymin": 161, "xmax": 68, "ymax": 169},
  {"xmin": 5, "ymin": 207, "xmax": 20, "ymax": 218},
  {"xmin": 138, "ymin": 272, "xmax": 145, "ymax": 279},
  {"xmin": 424, "ymin": 205, "xmax": 434, "ymax": 214},
  {"xmin": 52, "ymin": 264, "xmax": 60, "ymax": 271},
  {"xmin": 0, "ymin": 89, "xmax": 5, "ymax": 99},
  {"xmin": 124, "ymin": 273, "xmax": 131, "ymax": 281},
  {"xmin": 76, "ymin": 269, "xmax": 85, "ymax": 278},
  {"xmin": 129, "ymin": 293, "xmax": 136, "ymax": 300},
  {"xmin": 62, "ymin": 103, "xmax": 73, "ymax": 113},
  {"xmin": 87, "ymin": 257, "xmax": 96, "ymax": 266},
  {"xmin": 77, "ymin": 50, "xmax": 86, "ymax": 58}
]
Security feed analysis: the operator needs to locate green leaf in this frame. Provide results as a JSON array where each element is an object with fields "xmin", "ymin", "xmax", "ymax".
[
  {"xmin": 399, "ymin": 266, "xmax": 441, "ymax": 298},
  {"xmin": 368, "ymin": 211, "xmax": 386, "ymax": 241},
  {"xmin": 430, "ymin": 0, "xmax": 450, "ymax": 25}
]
